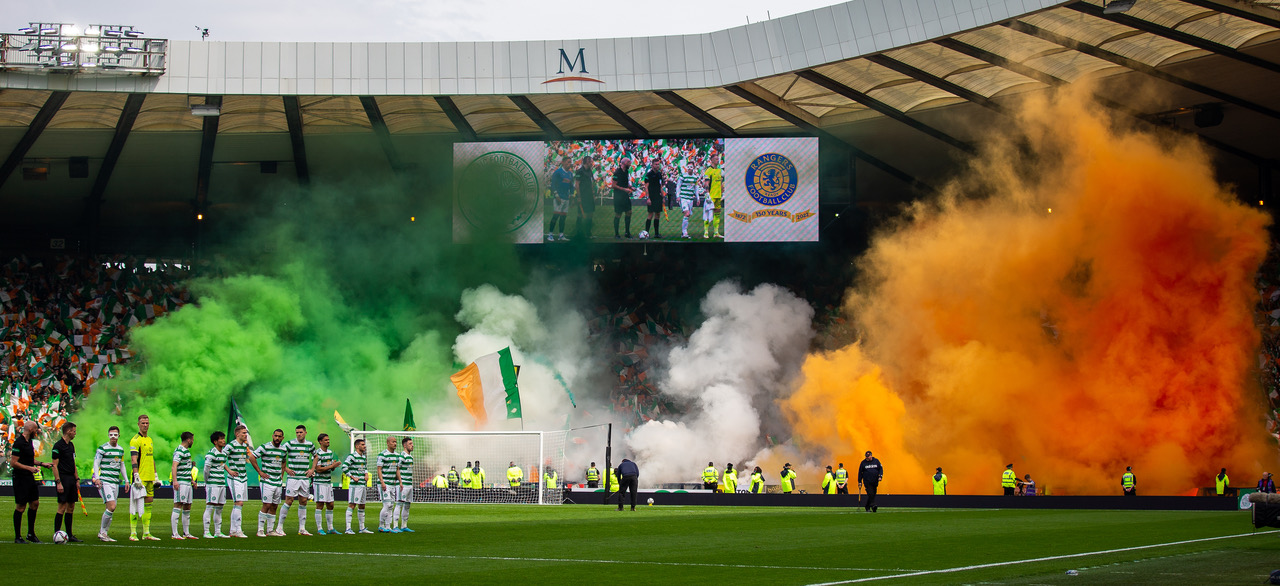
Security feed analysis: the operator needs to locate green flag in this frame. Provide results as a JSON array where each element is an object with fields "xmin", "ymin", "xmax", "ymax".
[
  {"xmin": 228, "ymin": 397, "xmax": 249, "ymax": 438},
  {"xmin": 499, "ymin": 348, "xmax": 521, "ymax": 419},
  {"xmin": 403, "ymin": 399, "xmax": 416, "ymax": 431}
]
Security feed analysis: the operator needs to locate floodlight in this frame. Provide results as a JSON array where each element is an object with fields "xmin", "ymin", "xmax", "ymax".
[
  {"xmin": 125, "ymin": 30, "xmax": 143, "ymax": 37},
  {"xmin": 190, "ymin": 104, "xmax": 221, "ymax": 117},
  {"xmin": 123, "ymin": 46, "xmax": 142, "ymax": 52},
  {"xmin": 61, "ymin": 24, "xmax": 80, "ymax": 36},
  {"xmin": 36, "ymin": 43, "xmax": 54, "ymax": 51},
  {"xmin": 81, "ymin": 62, "xmax": 97, "ymax": 67},
  {"xmin": 60, "ymin": 43, "xmax": 76, "ymax": 51},
  {"xmin": 1102, "ymin": 0, "xmax": 1137, "ymax": 13},
  {"xmin": 104, "ymin": 29, "xmax": 122, "ymax": 36},
  {"xmin": 39, "ymin": 27, "xmax": 57, "ymax": 34},
  {"xmin": 80, "ymin": 42, "xmax": 99, "ymax": 53},
  {"xmin": 103, "ymin": 45, "xmax": 121, "ymax": 52},
  {"xmin": 17, "ymin": 27, "xmax": 35, "ymax": 34}
]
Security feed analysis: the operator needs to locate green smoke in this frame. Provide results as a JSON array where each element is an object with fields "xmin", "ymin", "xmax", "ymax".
[{"xmin": 74, "ymin": 169, "xmax": 529, "ymax": 477}]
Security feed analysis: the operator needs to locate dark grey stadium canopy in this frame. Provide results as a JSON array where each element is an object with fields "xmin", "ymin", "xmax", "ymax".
[{"xmin": 1, "ymin": 0, "xmax": 1278, "ymax": 249}]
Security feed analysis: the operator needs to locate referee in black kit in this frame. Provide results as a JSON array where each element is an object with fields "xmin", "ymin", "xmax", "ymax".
[
  {"xmin": 858, "ymin": 451, "xmax": 883, "ymax": 513},
  {"xmin": 615, "ymin": 458, "xmax": 639, "ymax": 511},
  {"xmin": 11, "ymin": 420, "xmax": 55, "ymax": 543},
  {"xmin": 52, "ymin": 421, "xmax": 82, "ymax": 542}
]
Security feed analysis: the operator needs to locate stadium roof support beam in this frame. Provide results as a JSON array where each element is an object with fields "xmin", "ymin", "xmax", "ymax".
[
  {"xmin": 796, "ymin": 69, "xmax": 976, "ymax": 155},
  {"xmin": 195, "ymin": 95, "xmax": 222, "ymax": 218},
  {"xmin": 435, "ymin": 96, "xmax": 477, "ymax": 141},
  {"xmin": 83, "ymin": 92, "xmax": 145, "ymax": 250},
  {"xmin": 724, "ymin": 83, "xmax": 934, "ymax": 193},
  {"xmin": 654, "ymin": 91, "xmax": 739, "ymax": 137},
  {"xmin": 360, "ymin": 96, "xmax": 404, "ymax": 172},
  {"xmin": 1006, "ymin": 20, "xmax": 1280, "ymax": 122},
  {"xmin": 0, "ymin": 90, "xmax": 70, "ymax": 191},
  {"xmin": 581, "ymin": 93, "xmax": 650, "ymax": 138},
  {"xmin": 1066, "ymin": 1, "xmax": 1280, "ymax": 75},
  {"xmin": 1177, "ymin": 0, "xmax": 1280, "ymax": 28},
  {"xmin": 508, "ymin": 95, "xmax": 564, "ymax": 140},
  {"xmin": 282, "ymin": 96, "xmax": 310, "ymax": 186},
  {"xmin": 865, "ymin": 54, "xmax": 1010, "ymax": 115}
]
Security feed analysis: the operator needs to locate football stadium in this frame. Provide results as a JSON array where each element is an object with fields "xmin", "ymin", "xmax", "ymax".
[{"xmin": 3, "ymin": 0, "xmax": 1280, "ymax": 582}]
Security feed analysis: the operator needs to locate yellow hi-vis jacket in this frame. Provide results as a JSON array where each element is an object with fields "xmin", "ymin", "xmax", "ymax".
[
  {"xmin": 823, "ymin": 472, "xmax": 837, "ymax": 494},
  {"xmin": 933, "ymin": 473, "xmax": 948, "ymax": 495},
  {"xmin": 1216, "ymin": 473, "xmax": 1230, "ymax": 495},
  {"xmin": 724, "ymin": 469, "xmax": 737, "ymax": 492},
  {"xmin": 586, "ymin": 467, "xmax": 600, "ymax": 483},
  {"xmin": 749, "ymin": 472, "xmax": 764, "ymax": 493},
  {"xmin": 470, "ymin": 467, "xmax": 486, "ymax": 489},
  {"xmin": 507, "ymin": 466, "xmax": 523, "ymax": 487},
  {"xmin": 780, "ymin": 469, "xmax": 797, "ymax": 492},
  {"xmin": 432, "ymin": 474, "xmax": 448, "ymax": 488},
  {"xmin": 702, "ymin": 466, "xmax": 718, "ymax": 484},
  {"xmin": 1122, "ymin": 472, "xmax": 1135, "ymax": 489},
  {"xmin": 1002, "ymin": 469, "xmax": 1017, "ymax": 488},
  {"xmin": 544, "ymin": 471, "xmax": 558, "ymax": 489}
]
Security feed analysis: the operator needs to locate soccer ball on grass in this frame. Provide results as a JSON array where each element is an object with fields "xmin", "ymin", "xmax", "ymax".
[
  {"xmin": 53, "ymin": 530, "xmax": 68, "ymax": 544},
  {"xmin": 647, "ymin": 497, "xmax": 654, "ymax": 506},
  {"xmin": 638, "ymin": 230, "xmax": 650, "ymax": 239}
]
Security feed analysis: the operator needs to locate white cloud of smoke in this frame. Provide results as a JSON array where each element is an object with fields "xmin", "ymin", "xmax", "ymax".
[{"xmin": 627, "ymin": 282, "xmax": 814, "ymax": 485}]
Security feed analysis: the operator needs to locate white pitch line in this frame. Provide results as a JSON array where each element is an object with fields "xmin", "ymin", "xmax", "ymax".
[
  {"xmin": 803, "ymin": 530, "xmax": 1280, "ymax": 585},
  {"xmin": 70, "ymin": 543, "xmax": 920, "ymax": 573}
]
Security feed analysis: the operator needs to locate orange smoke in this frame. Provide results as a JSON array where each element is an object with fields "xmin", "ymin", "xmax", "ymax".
[{"xmin": 785, "ymin": 86, "xmax": 1276, "ymax": 495}]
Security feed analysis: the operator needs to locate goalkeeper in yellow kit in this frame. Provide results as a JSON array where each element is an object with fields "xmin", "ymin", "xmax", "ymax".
[{"xmin": 128, "ymin": 414, "xmax": 160, "ymax": 540}]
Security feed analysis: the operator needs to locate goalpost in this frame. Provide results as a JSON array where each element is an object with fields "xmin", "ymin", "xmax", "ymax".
[{"xmin": 353, "ymin": 430, "xmax": 569, "ymax": 505}]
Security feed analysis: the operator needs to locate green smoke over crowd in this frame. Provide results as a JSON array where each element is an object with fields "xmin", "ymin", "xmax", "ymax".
[{"xmin": 73, "ymin": 170, "xmax": 529, "ymax": 476}]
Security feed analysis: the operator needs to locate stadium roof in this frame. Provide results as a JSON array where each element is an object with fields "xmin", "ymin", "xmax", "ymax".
[{"xmin": 1, "ymin": 0, "xmax": 1278, "ymax": 251}]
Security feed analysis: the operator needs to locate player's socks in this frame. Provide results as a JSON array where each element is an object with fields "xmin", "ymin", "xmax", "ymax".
[
  {"xmin": 181, "ymin": 510, "xmax": 191, "ymax": 535},
  {"xmin": 644, "ymin": 218, "xmax": 651, "ymax": 232},
  {"xmin": 326, "ymin": 509, "xmax": 335, "ymax": 532},
  {"xmin": 26, "ymin": 509, "xmax": 36, "ymax": 537},
  {"xmin": 170, "ymin": 507, "xmax": 180, "ymax": 535},
  {"xmin": 13, "ymin": 509, "xmax": 21, "ymax": 540},
  {"xmin": 203, "ymin": 507, "xmax": 212, "ymax": 535},
  {"xmin": 101, "ymin": 510, "xmax": 113, "ymax": 534},
  {"xmin": 231, "ymin": 505, "xmax": 242, "ymax": 534},
  {"xmin": 257, "ymin": 511, "xmax": 266, "ymax": 533},
  {"xmin": 298, "ymin": 504, "xmax": 307, "ymax": 532},
  {"xmin": 358, "ymin": 509, "xmax": 366, "ymax": 530},
  {"xmin": 213, "ymin": 506, "xmax": 223, "ymax": 535},
  {"xmin": 345, "ymin": 508, "xmax": 353, "ymax": 532},
  {"xmin": 625, "ymin": 213, "xmax": 632, "ymax": 237},
  {"xmin": 682, "ymin": 216, "xmax": 689, "ymax": 235},
  {"xmin": 653, "ymin": 218, "xmax": 660, "ymax": 237},
  {"xmin": 141, "ymin": 505, "xmax": 152, "ymax": 536},
  {"xmin": 54, "ymin": 512, "xmax": 63, "ymax": 534},
  {"xmin": 400, "ymin": 506, "xmax": 409, "ymax": 529},
  {"xmin": 613, "ymin": 217, "xmax": 620, "ymax": 237},
  {"xmin": 315, "ymin": 509, "xmax": 324, "ymax": 532},
  {"xmin": 277, "ymin": 503, "xmax": 290, "ymax": 532},
  {"xmin": 65, "ymin": 515, "xmax": 73, "ymax": 537}
]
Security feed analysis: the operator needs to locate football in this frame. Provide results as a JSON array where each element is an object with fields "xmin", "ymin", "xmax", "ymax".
[
  {"xmin": 638, "ymin": 230, "xmax": 650, "ymax": 239},
  {"xmin": 647, "ymin": 497, "xmax": 654, "ymax": 505},
  {"xmin": 53, "ymin": 530, "xmax": 68, "ymax": 544}
]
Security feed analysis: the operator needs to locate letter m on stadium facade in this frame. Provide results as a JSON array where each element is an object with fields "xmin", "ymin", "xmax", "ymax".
[
  {"xmin": 545, "ymin": 48, "xmax": 603, "ymax": 84},
  {"xmin": 558, "ymin": 48, "xmax": 588, "ymax": 74}
]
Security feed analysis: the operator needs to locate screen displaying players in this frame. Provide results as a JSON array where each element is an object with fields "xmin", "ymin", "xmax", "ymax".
[{"xmin": 453, "ymin": 137, "xmax": 818, "ymax": 243}]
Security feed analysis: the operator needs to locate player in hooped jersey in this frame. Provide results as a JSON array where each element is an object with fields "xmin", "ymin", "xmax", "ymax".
[
  {"xmin": 396, "ymin": 438, "xmax": 415, "ymax": 533},
  {"xmin": 224, "ymin": 424, "xmax": 258, "ymax": 538},
  {"xmin": 92, "ymin": 425, "xmax": 127, "ymax": 541},
  {"xmin": 170, "ymin": 431, "xmax": 196, "ymax": 539},
  {"xmin": 312, "ymin": 433, "xmax": 340, "ymax": 534},
  {"xmin": 202, "ymin": 431, "xmax": 231, "ymax": 538},
  {"xmin": 376, "ymin": 437, "xmax": 400, "ymax": 532},
  {"xmin": 254, "ymin": 429, "xmax": 287, "ymax": 537},
  {"xmin": 278, "ymin": 424, "xmax": 317, "ymax": 536},
  {"xmin": 343, "ymin": 438, "xmax": 374, "ymax": 534}
]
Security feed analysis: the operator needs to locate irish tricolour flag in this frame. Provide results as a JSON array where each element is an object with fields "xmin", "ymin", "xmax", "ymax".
[{"xmin": 451, "ymin": 347, "xmax": 521, "ymax": 428}]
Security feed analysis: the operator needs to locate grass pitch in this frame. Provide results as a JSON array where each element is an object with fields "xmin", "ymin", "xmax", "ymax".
[{"xmin": 2, "ymin": 499, "xmax": 1275, "ymax": 584}]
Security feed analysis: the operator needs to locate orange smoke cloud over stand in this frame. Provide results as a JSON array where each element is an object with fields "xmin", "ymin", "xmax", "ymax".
[{"xmin": 785, "ymin": 87, "xmax": 1276, "ymax": 495}]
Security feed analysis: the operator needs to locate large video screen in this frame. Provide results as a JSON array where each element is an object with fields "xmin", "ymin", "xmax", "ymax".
[{"xmin": 453, "ymin": 137, "xmax": 819, "ymax": 243}]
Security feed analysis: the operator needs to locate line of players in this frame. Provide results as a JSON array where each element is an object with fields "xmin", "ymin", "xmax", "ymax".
[{"xmin": 79, "ymin": 415, "xmax": 418, "ymax": 542}]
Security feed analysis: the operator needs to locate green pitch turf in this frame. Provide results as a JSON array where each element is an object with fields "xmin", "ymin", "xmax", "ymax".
[{"xmin": 2, "ymin": 499, "xmax": 1276, "ymax": 584}]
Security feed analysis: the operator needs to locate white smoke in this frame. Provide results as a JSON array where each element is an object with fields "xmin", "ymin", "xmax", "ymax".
[{"xmin": 627, "ymin": 282, "xmax": 814, "ymax": 485}]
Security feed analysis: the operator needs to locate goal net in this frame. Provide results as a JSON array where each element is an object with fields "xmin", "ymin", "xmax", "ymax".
[{"xmin": 353, "ymin": 430, "xmax": 569, "ymax": 505}]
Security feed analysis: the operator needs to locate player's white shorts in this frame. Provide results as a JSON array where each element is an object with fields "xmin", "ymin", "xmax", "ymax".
[
  {"xmin": 397, "ymin": 485, "xmax": 413, "ymax": 503},
  {"xmin": 348, "ymin": 485, "xmax": 367, "ymax": 505},
  {"xmin": 380, "ymin": 485, "xmax": 397, "ymax": 502},
  {"xmin": 260, "ymin": 483, "xmax": 283, "ymax": 505},
  {"xmin": 205, "ymin": 484, "xmax": 226, "ymax": 505},
  {"xmin": 313, "ymin": 482, "xmax": 334, "ymax": 503},
  {"xmin": 286, "ymin": 477, "xmax": 311, "ymax": 499},
  {"xmin": 228, "ymin": 479, "xmax": 248, "ymax": 502},
  {"xmin": 99, "ymin": 482, "xmax": 119, "ymax": 504},
  {"xmin": 680, "ymin": 198, "xmax": 693, "ymax": 214},
  {"xmin": 703, "ymin": 200, "xmax": 715, "ymax": 222},
  {"xmin": 553, "ymin": 198, "xmax": 569, "ymax": 214},
  {"xmin": 173, "ymin": 483, "xmax": 194, "ymax": 505}
]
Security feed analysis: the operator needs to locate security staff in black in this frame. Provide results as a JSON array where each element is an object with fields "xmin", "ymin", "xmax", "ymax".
[
  {"xmin": 586, "ymin": 463, "xmax": 600, "ymax": 488},
  {"xmin": 858, "ymin": 451, "xmax": 884, "ymax": 512},
  {"xmin": 615, "ymin": 458, "xmax": 640, "ymax": 511},
  {"xmin": 11, "ymin": 420, "xmax": 54, "ymax": 543}
]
